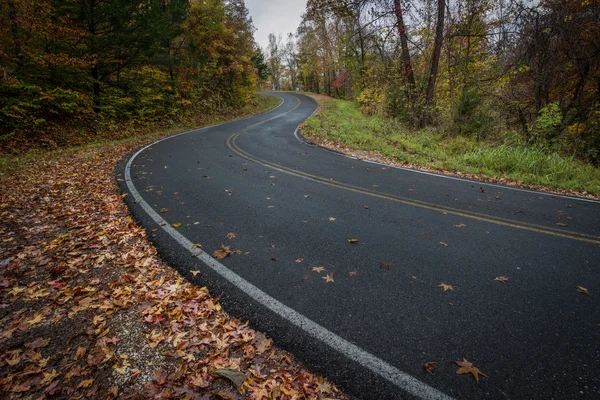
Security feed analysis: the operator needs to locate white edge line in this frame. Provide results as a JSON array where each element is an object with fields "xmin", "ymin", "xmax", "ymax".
[
  {"xmin": 123, "ymin": 95, "xmax": 454, "ymax": 400},
  {"xmin": 292, "ymin": 96, "xmax": 599, "ymax": 204}
]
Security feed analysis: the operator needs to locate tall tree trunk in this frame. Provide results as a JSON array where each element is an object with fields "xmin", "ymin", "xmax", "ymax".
[
  {"xmin": 425, "ymin": 0, "xmax": 445, "ymax": 106},
  {"xmin": 393, "ymin": 0, "xmax": 416, "ymax": 99}
]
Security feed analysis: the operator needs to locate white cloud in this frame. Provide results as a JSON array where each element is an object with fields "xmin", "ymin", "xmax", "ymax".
[{"xmin": 245, "ymin": 0, "xmax": 307, "ymax": 50}]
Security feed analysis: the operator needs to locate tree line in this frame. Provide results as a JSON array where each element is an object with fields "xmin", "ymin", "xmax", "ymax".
[
  {"xmin": 266, "ymin": 0, "xmax": 600, "ymax": 164},
  {"xmin": 0, "ymin": 0, "xmax": 267, "ymax": 145}
]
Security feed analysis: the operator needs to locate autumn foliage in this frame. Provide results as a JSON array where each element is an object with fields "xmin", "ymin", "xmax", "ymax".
[
  {"xmin": 286, "ymin": 0, "xmax": 600, "ymax": 164},
  {"xmin": 0, "ymin": 0, "xmax": 261, "ymax": 153}
]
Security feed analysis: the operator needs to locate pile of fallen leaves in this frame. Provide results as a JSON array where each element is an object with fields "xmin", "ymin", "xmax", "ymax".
[{"xmin": 0, "ymin": 142, "xmax": 346, "ymax": 399}]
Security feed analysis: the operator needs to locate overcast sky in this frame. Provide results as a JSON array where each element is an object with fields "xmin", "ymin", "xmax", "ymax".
[{"xmin": 245, "ymin": 0, "xmax": 307, "ymax": 51}]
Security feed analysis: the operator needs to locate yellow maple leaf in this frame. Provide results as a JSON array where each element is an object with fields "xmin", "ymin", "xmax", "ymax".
[
  {"xmin": 27, "ymin": 314, "xmax": 44, "ymax": 326},
  {"xmin": 455, "ymin": 358, "xmax": 488, "ymax": 383},
  {"xmin": 40, "ymin": 369, "xmax": 59, "ymax": 385},
  {"xmin": 438, "ymin": 283, "xmax": 454, "ymax": 291}
]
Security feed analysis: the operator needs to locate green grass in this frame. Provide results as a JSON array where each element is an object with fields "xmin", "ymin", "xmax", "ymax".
[
  {"xmin": 0, "ymin": 94, "xmax": 282, "ymax": 174},
  {"xmin": 302, "ymin": 98, "xmax": 600, "ymax": 195}
]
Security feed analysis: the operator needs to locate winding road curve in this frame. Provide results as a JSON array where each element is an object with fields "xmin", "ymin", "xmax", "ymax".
[{"xmin": 119, "ymin": 93, "xmax": 600, "ymax": 399}]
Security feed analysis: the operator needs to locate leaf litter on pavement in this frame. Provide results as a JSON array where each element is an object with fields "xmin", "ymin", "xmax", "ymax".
[{"xmin": 0, "ymin": 142, "xmax": 346, "ymax": 399}]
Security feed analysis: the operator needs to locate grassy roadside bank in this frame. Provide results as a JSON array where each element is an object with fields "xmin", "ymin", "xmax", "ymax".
[
  {"xmin": 0, "ymin": 95, "xmax": 345, "ymax": 399},
  {"xmin": 301, "ymin": 95, "xmax": 600, "ymax": 199},
  {"xmin": 0, "ymin": 94, "xmax": 282, "ymax": 174}
]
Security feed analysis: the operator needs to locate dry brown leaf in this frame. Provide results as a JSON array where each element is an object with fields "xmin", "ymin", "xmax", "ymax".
[
  {"xmin": 455, "ymin": 358, "xmax": 488, "ymax": 383},
  {"xmin": 213, "ymin": 245, "xmax": 232, "ymax": 259},
  {"xmin": 380, "ymin": 261, "xmax": 395, "ymax": 269},
  {"xmin": 4, "ymin": 350, "xmax": 21, "ymax": 366},
  {"xmin": 494, "ymin": 276, "xmax": 509, "ymax": 283},
  {"xmin": 347, "ymin": 238, "xmax": 360, "ymax": 244},
  {"xmin": 295, "ymin": 258, "xmax": 304, "ymax": 263},
  {"xmin": 424, "ymin": 362, "xmax": 437, "ymax": 375},
  {"xmin": 439, "ymin": 283, "xmax": 454, "ymax": 291},
  {"xmin": 160, "ymin": 208, "xmax": 168, "ymax": 213},
  {"xmin": 576, "ymin": 286, "xmax": 590, "ymax": 295},
  {"xmin": 439, "ymin": 242, "xmax": 449, "ymax": 247},
  {"xmin": 213, "ymin": 368, "xmax": 247, "ymax": 387},
  {"xmin": 312, "ymin": 266, "xmax": 325, "ymax": 273},
  {"xmin": 226, "ymin": 232, "xmax": 236, "ymax": 239},
  {"xmin": 323, "ymin": 273, "xmax": 334, "ymax": 283}
]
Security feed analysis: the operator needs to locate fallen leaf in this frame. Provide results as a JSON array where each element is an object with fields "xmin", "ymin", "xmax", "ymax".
[
  {"xmin": 226, "ymin": 232, "xmax": 236, "ymax": 239},
  {"xmin": 439, "ymin": 242, "xmax": 449, "ymax": 247},
  {"xmin": 213, "ymin": 368, "xmax": 246, "ymax": 387},
  {"xmin": 172, "ymin": 223, "xmax": 182, "ymax": 228},
  {"xmin": 213, "ymin": 245, "xmax": 232, "ymax": 259},
  {"xmin": 74, "ymin": 346, "xmax": 86, "ymax": 360},
  {"xmin": 556, "ymin": 222, "xmax": 568, "ymax": 227},
  {"xmin": 191, "ymin": 270, "xmax": 200, "ymax": 277},
  {"xmin": 160, "ymin": 208, "xmax": 168, "ymax": 213},
  {"xmin": 363, "ymin": 206, "xmax": 369, "ymax": 209},
  {"xmin": 40, "ymin": 369, "xmax": 60, "ymax": 385},
  {"xmin": 455, "ymin": 358, "xmax": 488, "ymax": 383},
  {"xmin": 329, "ymin": 217, "xmax": 336, "ymax": 221},
  {"xmin": 27, "ymin": 313, "xmax": 44, "ymax": 326},
  {"xmin": 192, "ymin": 243, "xmax": 202, "ymax": 249},
  {"xmin": 106, "ymin": 386, "xmax": 118, "ymax": 399},
  {"xmin": 4, "ymin": 350, "xmax": 21, "ymax": 366},
  {"xmin": 78, "ymin": 379, "xmax": 94, "ymax": 389},
  {"xmin": 454, "ymin": 223, "xmax": 466, "ymax": 228},
  {"xmin": 347, "ymin": 238, "xmax": 360, "ymax": 244},
  {"xmin": 439, "ymin": 283, "xmax": 454, "ymax": 291},
  {"xmin": 189, "ymin": 373, "xmax": 210, "ymax": 388},
  {"xmin": 349, "ymin": 270, "xmax": 357, "ymax": 276},
  {"xmin": 424, "ymin": 362, "xmax": 437, "ymax": 375},
  {"xmin": 494, "ymin": 276, "xmax": 509, "ymax": 283},
  {"xmin": 576, "ymin": 286, "xmax": 590, "ymax": 295},
  {"xmin": 380, "ymin": 261, "xmax": 395, "ymax": 269},
  {"xmin": 323, "ymin": 273, "xmax": 334, "ymax": 283},
  {"xmin": 312, "ymin": 266, "xmax": 325, "ymax": 273},
  {"xmin": 295, "ymin": 258, "xmax": 304, "ymax": 263}
]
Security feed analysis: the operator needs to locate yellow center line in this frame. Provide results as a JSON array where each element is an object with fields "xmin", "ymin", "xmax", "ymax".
[{"xmin": 226, "ymin": 95, "xmax": 600, "ymax": 245}]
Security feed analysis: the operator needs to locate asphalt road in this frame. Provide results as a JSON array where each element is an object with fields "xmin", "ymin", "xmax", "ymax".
[{"xmin": 118, "ymin": 93, "xmax": 600, "ymax": 400}]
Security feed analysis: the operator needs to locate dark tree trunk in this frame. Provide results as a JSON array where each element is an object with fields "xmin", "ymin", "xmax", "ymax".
[
  {"xmin": 393, "ymin": 0, "xmax": 416, "ymax": 99},
  {"xmin": 425, "ymin": 0, "xmax": 445, "ymax": 106}
]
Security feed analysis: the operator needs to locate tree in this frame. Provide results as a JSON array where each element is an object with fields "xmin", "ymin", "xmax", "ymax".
[
  {"xmin": 252, "ymin": 48, "xmax": 269, "ymax": 81},
  {"xmin": 267, "ymin": 33, "xmax": 284, "ymax": 90}
]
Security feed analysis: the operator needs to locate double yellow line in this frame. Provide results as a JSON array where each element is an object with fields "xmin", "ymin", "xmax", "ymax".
[{"xmin": 226, "ymin": 95, "xmax": 600, "ymax": 245}]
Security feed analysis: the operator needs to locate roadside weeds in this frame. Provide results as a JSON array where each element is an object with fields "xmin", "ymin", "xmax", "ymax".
[{"xmin": 300, "ymin": 93, "xmax": 600, "ymax": 201}]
